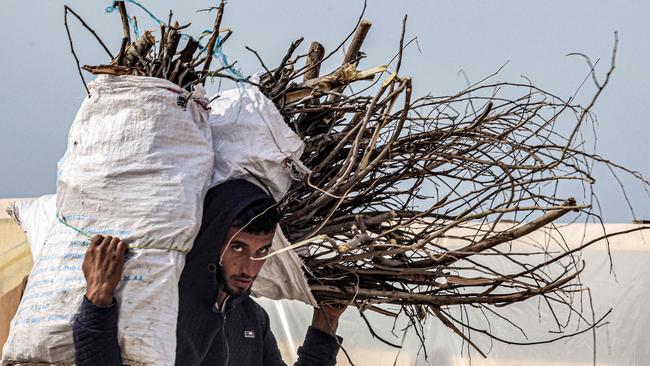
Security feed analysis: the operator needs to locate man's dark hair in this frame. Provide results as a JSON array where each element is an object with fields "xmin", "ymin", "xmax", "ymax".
[{"xmin": 232, "ymin": 200, "xmax": 281, "ymax": 235}]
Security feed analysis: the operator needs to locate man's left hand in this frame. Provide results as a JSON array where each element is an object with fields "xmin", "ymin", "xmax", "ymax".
[{"xmin": 311, "ymin": 304, "xmax": 347, "ymax": 336}]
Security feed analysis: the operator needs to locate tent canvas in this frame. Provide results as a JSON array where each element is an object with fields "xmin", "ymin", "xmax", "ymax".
[{"xmin": 1, "ymin": 200, "xmax": 648, "ymax": 365}]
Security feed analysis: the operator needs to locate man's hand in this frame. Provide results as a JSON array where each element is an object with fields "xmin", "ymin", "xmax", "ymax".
[
  {"xmin": 82, "ymin": 235, "xmax": 129, "ymax": 307},
  {"xmin": 311, "ymin": 304, "xmax": 347, "ymax": 336}
]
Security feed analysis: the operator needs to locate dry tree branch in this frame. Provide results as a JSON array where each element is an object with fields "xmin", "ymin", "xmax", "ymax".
[
  {"xmin": 63, "ymin": 6, "xmax": 114, "ymax": 59},
  {"xmin": 63, "ymin": 6, "xmax": 90, "ymax": 96},
  {"xmin": 252, "ymin": 24, "xmax": 647, "ymax": 354},
  {"xmin": 201, "ymin": 0, "xmax": 226, "ymax": 84},
  {"xmin": 115, "ymin": 1, "xmax": 131, "ymax": 46}
]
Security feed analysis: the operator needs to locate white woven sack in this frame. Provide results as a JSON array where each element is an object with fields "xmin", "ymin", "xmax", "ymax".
[
  {"xmin": 208, "ymin": 81, "xmax": 305, "ymax": 200},
  {"xmin": 2, "ymin": 75, "xmax": 214, "ymax": 366},
  {"xmin": 208, "ymin": 82, "xmax": 316, "ymax": 306},
  {"xmin": 251, "ymin": 227, "xmax": 317, "ymax": 306}
]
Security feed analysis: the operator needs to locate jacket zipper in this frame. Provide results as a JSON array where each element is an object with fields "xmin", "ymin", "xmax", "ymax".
[{"xmin": 219, "ymin": 296, "xmax": 230, "ymax": 365}]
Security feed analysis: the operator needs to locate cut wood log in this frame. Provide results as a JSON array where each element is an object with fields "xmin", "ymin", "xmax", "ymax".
[{"xmin": 122, "ymin": 30, "xmax": 155, "ymax": 68}]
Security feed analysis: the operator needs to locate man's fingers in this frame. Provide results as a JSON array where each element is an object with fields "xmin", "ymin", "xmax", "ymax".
[
  {"xmin": 107, "ymin": 236, "xmax": 120, "ymax": 252},
  {"xmin": 115, "ymin": 240, "xmax": 129, "ymax": 256},
  {"xmin": 90, "ymin": 235, "xmax": 104, "ymax": 246},
  {"xmin": 109, "ymin": 241, "xmax": 127, "ymax": 266},
  {"xmin": 100, "ymin": 235, "xmax": 114, "ymax": 250}
]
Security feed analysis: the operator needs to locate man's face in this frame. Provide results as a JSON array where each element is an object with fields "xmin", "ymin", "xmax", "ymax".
[{"xmin": 219, "ymin": 227, "xmax": 274, "ymax": 295}]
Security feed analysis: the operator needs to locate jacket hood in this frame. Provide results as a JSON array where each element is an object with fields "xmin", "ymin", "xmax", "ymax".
[{"xmin": 176, "ymin": 179, "xmax": 275, "ymax": 361}]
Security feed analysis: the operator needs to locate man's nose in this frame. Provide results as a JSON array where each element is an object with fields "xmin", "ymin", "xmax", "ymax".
[{"xmin": 242, "ymin": 257, "xmax": 262, "ymax": 277}]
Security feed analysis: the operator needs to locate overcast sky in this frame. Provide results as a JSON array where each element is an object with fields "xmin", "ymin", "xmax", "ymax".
[{"xmin": 1, "ymin": 0, "xmax": 648, "ymax": 222}]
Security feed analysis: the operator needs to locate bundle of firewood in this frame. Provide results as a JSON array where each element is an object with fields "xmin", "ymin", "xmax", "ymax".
[
  {"xmin": 250, "ymin": 7, "xmax": 650, "ymax": 353},
  {"xmin": 67, "ymin": 1, "xmax": 238, "ymax": 93},
  {"xmin": 65, "ymin": 0, "xmax": 650, "ymax": 354}
]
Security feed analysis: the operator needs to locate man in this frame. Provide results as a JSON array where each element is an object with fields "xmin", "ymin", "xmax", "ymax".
[{"xmin": 73, "ymin": 180, "xmax": 346, "ymax": 365}]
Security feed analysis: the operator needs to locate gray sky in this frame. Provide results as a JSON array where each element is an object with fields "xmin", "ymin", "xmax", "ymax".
[{"xmin": 1, "ymin": 0, "xmax": 648, "ymax": 221}]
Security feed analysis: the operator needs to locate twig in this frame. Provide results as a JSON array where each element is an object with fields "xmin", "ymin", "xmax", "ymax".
[
  {"xmin": 115, "ymin": 1, "xmax": 131, "ymax": 46},
  {"xmin": 245, "ymin": 46, "xmax": 273, "ymax": 79},
  {"xmin": 63, "ymin": 6, "xmax": 114, "ymax": 59},
  {"xmin": 201, "ymin": 0, "xmax": 226, "ymax": 84},
  {"xmin": 63, "ymin": 6, "xmax": 90, "ymax": 96},
  {"xmin": 273, "ymin": 38, "xmax": 304, "ymax": 81},
  {"xmin": 342, "ymin": 19, "xmax": 372, "ymax": 66}
]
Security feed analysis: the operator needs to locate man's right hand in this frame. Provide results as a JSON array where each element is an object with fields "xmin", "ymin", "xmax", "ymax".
[{"xmin": 82, "ymin": 235, "xmax": 129, "ymax": 306}]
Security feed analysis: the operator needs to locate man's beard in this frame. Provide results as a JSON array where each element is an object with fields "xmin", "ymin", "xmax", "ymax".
[{"xmin": 224, "ymin": 274, "xmax": 256, "ymax": 296}]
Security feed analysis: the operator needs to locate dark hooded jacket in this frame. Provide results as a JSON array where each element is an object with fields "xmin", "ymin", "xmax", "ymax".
[{"xmin": 73, "ymin": 180, "xmax": 341, "ymax": 365}]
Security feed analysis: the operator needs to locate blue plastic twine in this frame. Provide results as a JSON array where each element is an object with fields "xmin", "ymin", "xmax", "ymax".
[
  {"xmin": 180, "ymin": 33, "xmax": 247, "ymax": 82},
  {"xmin": 106, "ymin": 0, "xmax": 165, "ymax": 38},
  {"xmin": 105, "ymin": 0, "xmax": 248, "ymax": 114},
  {"xmin": 105, "ymin": 1, "xmax": 246, "ymax": 82}
]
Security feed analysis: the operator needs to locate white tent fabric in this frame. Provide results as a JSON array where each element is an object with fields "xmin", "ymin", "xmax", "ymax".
[
  {"xmin": 256, "ymin": 224, "xmax": 650, "ymax": 366},
  {"xmin": 2, "ymin": 203, "xmax": 648, "ymax": 365}
]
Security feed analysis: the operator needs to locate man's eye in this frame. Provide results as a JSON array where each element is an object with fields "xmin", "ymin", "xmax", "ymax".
[
  {"xmin": 231, "ymin": 245, "xmax": 244, "ymax": 253},
  {"xmin": 257, "ymin": 247, "xmax": 271, "ymax": 256}
]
